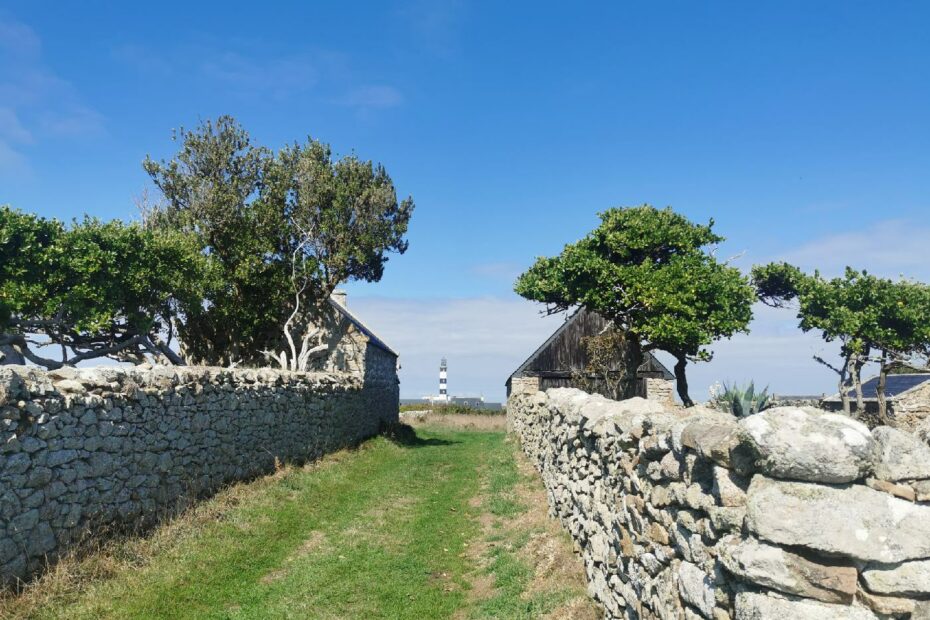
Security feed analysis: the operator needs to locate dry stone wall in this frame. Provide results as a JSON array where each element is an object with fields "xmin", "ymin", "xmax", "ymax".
[
  {"xmin": 509, "ymin": 387, "xmax": 930, "ymax": 619},
  {"xmin": 0, "ymin": 363, "xmax": 397, "ymax": 585},
  {"xmin": 893, "ymin": 381, "xmax": 930, "ymax": 437}
]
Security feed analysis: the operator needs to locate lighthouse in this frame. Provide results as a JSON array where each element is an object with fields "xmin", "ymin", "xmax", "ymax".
[{"xmin": 439, "ymin": 358, "xmax": 449, "ymax": 402}]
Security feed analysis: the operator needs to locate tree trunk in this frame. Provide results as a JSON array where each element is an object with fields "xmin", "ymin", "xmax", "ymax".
[
  {"xmin": 876, "ymin": 350, "xmax": 889, "ymax": 425},
  {"xmin": 673, "ymin": 354, "xmax": 694, "ymax": 407},
  {"xmin": 839, "ymin": 354, "xmax": 852, "ymax": 416},
  {"xmin": 625, "ymin": 336, "xmax": 644, "ymax": 400},
  {"xmin": 851, "ymin": 348, "xmax": 868, "ymax": 417}
]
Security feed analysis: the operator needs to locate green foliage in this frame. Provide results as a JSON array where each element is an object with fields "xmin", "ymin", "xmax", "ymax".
[
  {"xmin": 0, "ymin": 206, "xmax": 63, "ymax": 328},
  {"xmin": 144, "ymin": 116, "xmax": 414, "ymax": 366},
  {"xmin": 713, "ymin": 381, "xmax": 772, "ymax": 417},
  {"xmin": 515, "ymin": 205, "xmax": 755, "ymax": 405},
  {"xmin": 753, "ymin": 264, "xmax": 890, "ymax": 355},
  {"xmin": 751, "ymin": 262, "xmax": 805, "ymax": 307},
  {"xmin": 752, "ymin": 262, "xmax": 930, "ymax": 416},
  {"xmin": 0, "ymin": 206, "xmax": 211, "ymax": 367}
]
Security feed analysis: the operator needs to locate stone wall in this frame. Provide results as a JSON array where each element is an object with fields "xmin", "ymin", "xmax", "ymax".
[
  {"xmin": 644, "ymin": 378, "xmax": 675, "ymax": 407},
  {"xmin": 1, "ymin": 363, "xmax": 398, "ymax": 586},
  {"xmin": 509, "ymin": 387, "xmax": 930, "ymax": 619},
  {"xmin": 892, "ymin": 381, "xmax": 930, "ymax": 437},
  {"xmin": 510, "ymin": 376, "xmax": 542, "ymax": 396}
]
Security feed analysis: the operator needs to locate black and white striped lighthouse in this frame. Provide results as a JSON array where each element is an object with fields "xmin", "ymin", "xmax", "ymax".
[{"xmin": 439, "ymin": 358, "xmax": 448, "ymax": 401}]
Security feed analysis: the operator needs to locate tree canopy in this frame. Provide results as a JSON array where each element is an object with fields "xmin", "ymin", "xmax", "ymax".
[
  {"xmin": 0, "ymin": 206, "xmax": 210, "ymax": 368},
  {"xmin": 753, "ymin": 262, "xmax": 930, "ymax": 420},
  {"xmin": 0, "ymin": 115, "xmax": 413, "ymax": 371},
  {"xmin": 515, "ymin": 205, "xmax": 755, "ymax": 406},
  {"xmin": 144, "ymin": 116, "xmax": 414, "ymax": 367}
]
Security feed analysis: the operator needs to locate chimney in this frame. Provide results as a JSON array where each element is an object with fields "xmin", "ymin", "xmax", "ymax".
[{"xmin": 331, "ymin": 290, "xmax": 347, "ymax": 307}]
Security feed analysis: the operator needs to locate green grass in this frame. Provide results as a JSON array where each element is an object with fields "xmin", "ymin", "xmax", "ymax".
[
  {"xmin": 471, "ymin": 448, "xmax": 581, "ymax": 619},
  {"xmin": 484, "ymin": 443, "xmax": 525, "ymax": 518},
  {"xmin": 2, "ymin": 426, "xmax": 593, "ymax": 620}
]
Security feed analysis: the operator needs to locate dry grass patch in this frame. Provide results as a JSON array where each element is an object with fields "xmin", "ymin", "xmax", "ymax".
[
  {"xmin": 407, "ymin": 413, "xmax": 508, "ymax": 432},
  {"xmin": 459, "ymin": 435, "xmax": 599, "ymax": 619}
]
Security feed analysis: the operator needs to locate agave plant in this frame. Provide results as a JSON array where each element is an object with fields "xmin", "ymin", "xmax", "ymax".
[{"xmin": 715, "ymin": 381, "xmax": 772, "ymax": 417}]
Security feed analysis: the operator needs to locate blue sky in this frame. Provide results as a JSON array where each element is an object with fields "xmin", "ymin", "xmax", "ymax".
[{"xmin": 2, "ymin": 1, "xmax": 930, "ymax": 400}]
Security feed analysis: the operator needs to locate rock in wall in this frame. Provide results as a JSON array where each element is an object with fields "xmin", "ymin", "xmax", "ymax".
[
  {"xmin": 508, "ymin": 387, "xmax": 930, "ymax": 619},
  {"xmin": 0, "ymin": 364, "xmax": 398, "ymax": 586}
]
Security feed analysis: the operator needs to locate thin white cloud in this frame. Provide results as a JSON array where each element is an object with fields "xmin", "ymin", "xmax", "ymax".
[
  {"xmin": 0, "ymin": 107, "xmax": 33, "ymax": 144},
  {"xmin": 336, "ymin": 85, "xmax": 404, "ymax": 109},
  {"xmin": 112, "ymin": 40, "xmax": 400, "ymax": 109},
  {"xmin": 770, "ymin": 219, "xmax": 930, "ymax": 281},
  {"xmin": 396, "ymin": 0, "xmax": 466, "ymax": 56},
  {"xmin": 468, "ymin": 261, "xmax": 524, "ymax": 283},
  {"xmin": 38, "ymin": 105, "xmax": 104, "ymax": 137},
  {"xmin": 110, "ymin": 43, "xmax": 174, "ymax": 76},
  {"xmin": 0, "ymin": 140, "xmax": 30, "ymax": 177},
  {"xmin": 199, "ymin": 51, "xmax": 319, "ymax": 99},
  {"xmin": 0, "ymin": 14, "xmax": 103, "ymax": 177},
  {"xmin": 347, "ymin": 295, "xmax": 562, "ymax": 402},
  {"xmin": 0, "ymin": 17, "xmax": 40, "ymax": 58}
]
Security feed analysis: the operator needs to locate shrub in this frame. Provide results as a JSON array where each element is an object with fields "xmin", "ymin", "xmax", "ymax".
[{"xmin": 712, "ymin": 381, "xmax": 771, "ymax": 417}]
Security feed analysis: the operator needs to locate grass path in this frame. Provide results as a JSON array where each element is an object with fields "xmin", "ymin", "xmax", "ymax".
[{"xmin": 1, "ymin": 424, "xmax": 597, "ymax": 620}]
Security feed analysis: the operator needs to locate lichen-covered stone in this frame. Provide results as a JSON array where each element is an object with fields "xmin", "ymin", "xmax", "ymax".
[
  {"xmin": 739, "ymin": 407, "xmax": 874, "ymax": 483},
  {"xmin": 872, "ymin": 425, "xmax": 930, "ymax": 481},
  {"xmin": 734, "ymin": 590, "xmax": 878, "ymax": 620},
  {"xmin": 678, "ymin": 561, "xmax": 716, "ymax": 618},
  {"xmin": 680, "ymin": 416, "xmax": 741, "ymax": 467},
  {"xmin": 861, "ymin": 559, "xmax": 930, "ymax": 596},
  {"xmin": 746, "ymin": 476, "xmax": 930, "ymax": 563},
  {"xmin": 0, "ymin": 368, "xmax": 26, "ymax": 406},
  {"xmin": 718, "ymin": 535, "xmax": 857, "ymax": 603},
  {"xmin": 712, "ymin": 466, "xmax": 747, "ymax": 507}
]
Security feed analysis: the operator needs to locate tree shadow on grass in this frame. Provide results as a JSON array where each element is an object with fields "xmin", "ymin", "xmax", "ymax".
[{"xmin": 381, "ymin": 422, "xmax": 460, "ymax": 448}]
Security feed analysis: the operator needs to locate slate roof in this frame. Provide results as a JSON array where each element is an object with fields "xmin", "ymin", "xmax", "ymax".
[{"xmin": 823, "ymin": 373, "xmax": 930, "ymax": 402}]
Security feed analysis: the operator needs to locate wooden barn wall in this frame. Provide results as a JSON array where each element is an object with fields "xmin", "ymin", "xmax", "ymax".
[
  {"xmin": 523, "ymin": 309, "xmax": 610, "ymax": 374},
  {"xmin": 522, "ymin": 309, "xmax": 671, "ymax": 378}
]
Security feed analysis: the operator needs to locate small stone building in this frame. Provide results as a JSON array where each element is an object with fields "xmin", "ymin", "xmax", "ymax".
[
  {"xmin": 318, "ymin": 293, "xmax": 399, "ymax": 396},
  {"xmin": 822, "ymin": 373, "xmax": 930, "ymax": 432},
  {"xmin": 506, "ymin": 307, "xmax": 675, "ymax": 405}
]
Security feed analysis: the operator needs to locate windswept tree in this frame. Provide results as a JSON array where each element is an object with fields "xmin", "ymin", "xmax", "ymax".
[
  {"xmin": 144, "ymin": 116, "xmax": 414, "ymax": 368},
  {"xmin": 258, "ymin": 139, "xmax": 413, "ymax": 370},
  {"xmin": 752, "ymin": 263, "xmax": 930, "ymax": 421},
  {"xmin": 515, "ymin": 205, "xmax": 755, "ymax": 406},
  {"xmin": 753, "ymin": 263, "xmax": 872, "ymax": 415},
  {"xmin": 867, "ymin": 280, "xmax": 930, "ymax": 421},
  {"xmin": 143, "ymin": 117, "xmax": 281, "ymax": 366},
  {"xmin": 0, "ymin": 207, "xmax": 210, "ymax": 368}
]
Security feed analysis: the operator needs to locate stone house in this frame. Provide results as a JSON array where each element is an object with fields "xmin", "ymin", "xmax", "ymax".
[
  {"xmin": 505, "ymin": 307, "xmax": 675, "ymax": 404},
  {"xmin": 318, "ymin": 292, "xmax": 399, "ymax": 395},
  {"xmin": 822, "ymin": 373, "xmax": 930, "ymax": 432}
]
